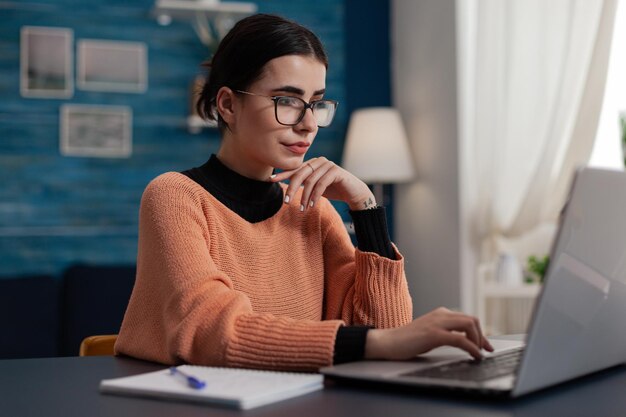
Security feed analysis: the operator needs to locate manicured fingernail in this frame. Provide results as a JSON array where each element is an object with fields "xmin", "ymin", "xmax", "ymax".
[
  {"xmin": 270, "ymin": 174, "xmax": 277, "ymax": 179},
  {"xmin": 284, "ymin": 195, "xmax": 290, "ymax": 204},
  {"xmin": 300, "ymin": 204, "xmax": 304, "ymax": 212},
  {"xmin": 309, "ymin": 201, "xmax": 314, "ymax": 208}
]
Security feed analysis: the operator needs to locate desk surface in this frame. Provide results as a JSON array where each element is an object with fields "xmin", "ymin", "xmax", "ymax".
[{"xmin": 2, "ymin": 355, "xmax": 626, "ymax": 417}]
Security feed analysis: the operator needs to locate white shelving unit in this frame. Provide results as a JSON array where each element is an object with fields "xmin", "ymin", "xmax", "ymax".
[
  {"xmin": 474, "ymin": 222, "xmax": 555, "ymax": 335},
  {"xmin": 482, "ymin": 283, "xmax": 541, "ymax": 298},
  {"xmin": 476, "ymin": 263, "xmax": 541, "ymax": 335}
]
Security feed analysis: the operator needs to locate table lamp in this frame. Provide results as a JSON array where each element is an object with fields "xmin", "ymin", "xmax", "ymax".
[{"xmin": 341, "ymin": 107, "xmax": 415, "ymax": 205}]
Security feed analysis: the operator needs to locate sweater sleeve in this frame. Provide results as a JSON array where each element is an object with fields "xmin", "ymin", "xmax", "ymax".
[
  {"xmin": 320, "ymin": 199, "xmax": 413, "ymax": 328},
  {"xmin": 333, "ymin": 326, "xmax": 370, "ymax": 364},
  {"xmin": 115, "ymin": 174, "xmax": 342, "ymax": 371},
  {"xmin": 349, "ymin": 206, "xmax": 395, "ymax": 259}
]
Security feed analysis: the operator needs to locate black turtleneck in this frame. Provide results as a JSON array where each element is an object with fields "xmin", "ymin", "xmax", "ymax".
[
  {"xmin": 182, "ymin": 154, "xmax": 284, "ymax": 223},
  {"xmin": 181, "ymin": 154, "xmax": 396, "ymax": 364}
]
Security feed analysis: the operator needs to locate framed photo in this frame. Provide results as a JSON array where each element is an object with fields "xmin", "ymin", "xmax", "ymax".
[
  {"xmin": 77, "ymin": 40, "xmax": 147, "ymax": 93},
  {"xmin": 20, "ymin": 26, "xmax": 73, "ymax": 98},
  {"xmin": 60, "ymin": 104, "xmax": 132, "ymax": 158}
]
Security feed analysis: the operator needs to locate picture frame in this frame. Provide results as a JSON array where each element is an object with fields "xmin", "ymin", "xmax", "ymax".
[
  {"xmin": 77, "ymin": 40, "xmax": 147, "ymax": 93},
  {"xmin": 20, "ymin": 26, "xmax": 74, "ymax": 98},
  {"xmin": 60, "ymin": 104, "xmax": 132, "ymax": 158}
]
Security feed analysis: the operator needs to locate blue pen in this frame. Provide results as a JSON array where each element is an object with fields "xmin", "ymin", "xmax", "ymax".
[{"xmin": 169, "ymin": 366, "xmax": 206, "ymax": 389}]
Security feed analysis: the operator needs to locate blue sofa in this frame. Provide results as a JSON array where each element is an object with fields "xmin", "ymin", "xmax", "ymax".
[{"xmin": 0, "ymin": 265, "xmax": 135, "ymax": 358}]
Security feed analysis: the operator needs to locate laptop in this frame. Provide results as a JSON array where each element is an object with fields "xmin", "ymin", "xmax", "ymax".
[{"xmin": 322, "ymin": 167, "xmax": 626, "ymax": 397}]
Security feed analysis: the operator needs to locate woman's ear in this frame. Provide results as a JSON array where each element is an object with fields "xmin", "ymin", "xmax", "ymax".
[{"xmin": 216, "ymin": 86, "xmax": 237, "ymax": 126}]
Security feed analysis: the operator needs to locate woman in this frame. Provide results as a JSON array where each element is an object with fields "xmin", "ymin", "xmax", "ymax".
[{"xmin": 115, "ymin": 13, "xmax": 492, "ymax": 371}]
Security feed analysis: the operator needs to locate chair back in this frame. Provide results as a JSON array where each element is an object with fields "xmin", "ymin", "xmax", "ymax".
[{"xmin": 79, "ymin": 334, "xmax": 118, "ymax": 356}]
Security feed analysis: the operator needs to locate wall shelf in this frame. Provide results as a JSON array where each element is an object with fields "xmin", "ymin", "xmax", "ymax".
[
  {"xmin": 482, "ymin": 283, "xmax": 541, "ymax": 298},
  {"xmin": 476, "ymin": 262, "xmax": 541, "ymax": 335}
]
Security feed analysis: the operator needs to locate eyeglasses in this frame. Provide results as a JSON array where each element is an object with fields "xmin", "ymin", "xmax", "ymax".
[{"xmin": 234, "ymin": 90, "xmax": 338, "ymax": 128}]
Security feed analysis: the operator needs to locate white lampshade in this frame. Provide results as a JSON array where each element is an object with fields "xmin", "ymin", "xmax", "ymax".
[{"xmin": 341, "ymin": 107, "xmax": 415, "ymax": 183}]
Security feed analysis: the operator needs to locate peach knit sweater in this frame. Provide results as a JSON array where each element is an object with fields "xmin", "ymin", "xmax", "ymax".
[{"xmin": 115, "ymin": 172, "xmax": 413, "ymax": 371}]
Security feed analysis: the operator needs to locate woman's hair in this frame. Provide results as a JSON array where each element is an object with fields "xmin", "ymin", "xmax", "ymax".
[{"xmin": 196, "ymin": 13, "xmax": 328, "ymax": 132}]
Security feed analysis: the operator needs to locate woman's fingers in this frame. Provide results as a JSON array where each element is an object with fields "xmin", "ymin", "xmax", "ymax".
[
  {"xmin": 474, "ymin": 317, "xmax": 494, "ymax": 352},
  {"xmin": 421, "ymin": 308, "xmax": 492, "ymax": 359},
  {"xmin": 269, "ymin": 158, "xmax": 337, "ymax": 210},
  {"xmin": 439, "ymin": 317, "xmax": 481, "ymax": 355},
  {"xmin": 364, "ymin": 309, "xmax": 492, "ymax": 361},
  {"xmin": 268, "ymin": 160, "xmax": 315, "ymax": 184},
  {"xmin": 273, "ymin": 160, "xmax": 317, "ymax": 205},
  {"xmin": 269, "ymin": 157, "xmax": 374, "ymax": 210},
  {"xmin": 435, "ymin": 308, "xmax": 492, "ymax": 354},
  {"xmin": 300, "ymin": 162, "xmax": 334, "ymax": 209},
  {"xmin": 438, "ymin": 331, "xmax": 483, "ymax": 360},
  {"xmin": 435, "ymin": 310, "xmax": 477, "ymax": 346}
]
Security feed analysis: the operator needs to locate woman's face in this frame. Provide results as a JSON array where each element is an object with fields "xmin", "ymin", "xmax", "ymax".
[{"xmin": 218, "ymin": 54, "xmax": 327, "ymax": 180}]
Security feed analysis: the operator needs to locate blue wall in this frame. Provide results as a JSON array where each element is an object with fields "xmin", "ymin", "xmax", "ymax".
[
  {"xmin": 344, "ymin": 0, "xmax": 394, "ymax": 234},
  {"xmin": 345, "ymin": 0, "xmax": 391, "ymax": 113},
  {"xmin": 0, "ymin": 0, "xmax": 389, "ymax": 278}
]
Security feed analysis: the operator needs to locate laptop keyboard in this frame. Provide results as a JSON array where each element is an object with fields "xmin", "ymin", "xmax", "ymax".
[{"xmin": 401, "ymin": 347, "xmax": 524, "ymax": 382}]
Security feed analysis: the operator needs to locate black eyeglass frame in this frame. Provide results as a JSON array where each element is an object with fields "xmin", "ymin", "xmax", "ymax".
[{"xmin": 234, "ymin": 89, "xmax": 338, "ymax": 127}]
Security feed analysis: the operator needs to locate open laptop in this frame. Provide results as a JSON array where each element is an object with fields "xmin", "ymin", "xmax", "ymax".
[{"xmin": 322, "ymin": 167, "xmax": 626, "ymax": 397}]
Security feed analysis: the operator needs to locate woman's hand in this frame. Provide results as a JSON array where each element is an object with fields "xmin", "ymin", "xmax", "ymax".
[
  {"xmin": 270, "ymin": 157, "xmax": 376, "ymax": 211},
  {"xmin": 364, "ymin": 307, "xmax": 494, "ymax": 361}
]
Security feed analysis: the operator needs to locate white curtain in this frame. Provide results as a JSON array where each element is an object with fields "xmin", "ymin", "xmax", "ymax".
[
  {"xmin": 589, "ymin": 0, "xmax": 626, "ymax": 169},
  {"xmin": 458, "ymin": 0, "xmax": 618, "ymax": 263}
]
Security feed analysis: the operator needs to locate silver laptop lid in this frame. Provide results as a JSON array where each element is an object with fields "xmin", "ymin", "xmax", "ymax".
[{"xmin": 513, "ymin": 167, "xmax": 626, "ymax": 396}]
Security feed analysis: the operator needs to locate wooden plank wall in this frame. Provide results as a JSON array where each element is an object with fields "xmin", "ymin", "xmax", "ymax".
[{"xmin": 0, "ymin": 0, "xmax": 347, "ymax": 277}]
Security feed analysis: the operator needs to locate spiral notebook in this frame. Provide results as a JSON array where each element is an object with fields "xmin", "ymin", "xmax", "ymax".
[{"xmin": 100, "ymin": 365, "xmax": 323, "ymax": 410}]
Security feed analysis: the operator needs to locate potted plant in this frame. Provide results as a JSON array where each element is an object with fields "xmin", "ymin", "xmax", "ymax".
[{"xmin": 525, "ymin": 255, "xmax": 550, "ymax": 283}]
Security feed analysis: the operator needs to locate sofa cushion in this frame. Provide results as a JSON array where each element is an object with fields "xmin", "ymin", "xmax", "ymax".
[
  {"xmin": 0, "ymin": 275, "xmax": 60, "ymax": 359},
  {"xmin": 60, "ymin": 265, "xmax": 135, "ymax": 356}
]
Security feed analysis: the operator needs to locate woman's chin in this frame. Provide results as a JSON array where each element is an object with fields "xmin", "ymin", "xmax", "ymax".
[{"xmin": 276, "ymin": 157, "xmax": 306, "ymax": 171}]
